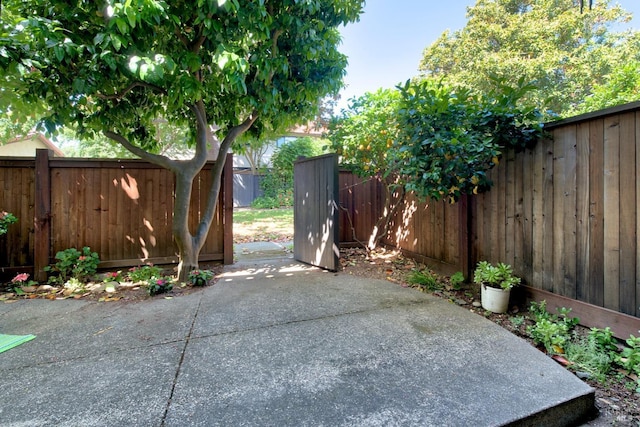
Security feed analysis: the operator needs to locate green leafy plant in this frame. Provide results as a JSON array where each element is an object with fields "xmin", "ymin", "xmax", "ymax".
[
  {"xmin": 473, "ymin": 261, "xmax": 521, "ymax": 290},
  {"xmin": 45, "ymin": 247, "xmax": 100, "ymax": 284},
  {"xmin": 188, "ymin": 269, "xmax": 214, "ymax": 287},
  {"xmin": 128, "ymin": 265, "xmax": 162, "ymax": 283},
  {"xmin": 449, "ymin": 271, "xmax": 465, "ymax": 290},
  {"xmin": 407, "ymin": 269, "xmax": 441, "ymax": 291},
  {"xmin": 588, "ymin": 327, "xmax": 619, "ymax": 359},
  {"xmin": 146, "ymin": 277, "xmax": 173, "ymax": 296},
  {"xmin": 526, "ymin": 302, "xmax": 579, "ymax": 354},
  {"xmin": 510, "ymin": 315, "xmax": 526, "ymax": 328},
  {"xmin": 396, "ymin": 78, "xmax": 543, "ymax": 203},
  {"xmin": 564, "ymin": 337, "xmax": 614, "ymax": 384},
  {"xmin": 620, "ymin": 334, "xmax": 640, "ymax": 392},
  {"xmin": 259, "ymin": 137, "xmax": 326, "ymax": 208},
  {"xmin": 103, "ymin": 271, "xmax": 123, "ymax": 283},
  {"xmin": 0, "ymin": 211, "xmax": 18, "ymax": 235}
]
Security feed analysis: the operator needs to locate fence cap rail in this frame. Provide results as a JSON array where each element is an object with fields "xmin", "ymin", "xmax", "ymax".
[{"xmin": 545, "ymin": 100, "xmax": 640, "ymax": 130}]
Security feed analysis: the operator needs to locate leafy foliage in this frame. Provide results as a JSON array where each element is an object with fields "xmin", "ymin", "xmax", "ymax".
[
  {"xmin": 419, "ymin": 0, "xmax": 640, "ymax": 117},
  {"xmin": 188, "ymin": 269, "xmax": 214, "ymax": 287},
  {"xmin": 329, "ymin": 89, "xmax": 401, "ymax": 178},
  {"xmin": 526, "ymin": 301, "xmax": 580, "ymax": 354},
  {"xmin": 620, "ymin": 335, "xmax": 640, "ymax": 392},
  {"xmin": 44, "ymin": 247, "xmax": 100, "ymax": 284},
  {"xmin": 146, "ymin": 277, "xmax": 173, "ymax": 296},
  {"xmin": 570, "ymin": 60, "xmax": 640, "ymax": 115},
  {"xmin": 128, "ymin": 264, "xmax": 163, "ymax": 283},
  {"xmin": 328, "ymin": 88, "xmax": 404, "ymax": 249},
  {"xmin": 259, "ymin": 137, "xmax": 326, "ymax": 206},
  {"xmin": 396, "ymin": 78, "xmax": 543, "ymax": 203},
  {"xmin": 473, "ymin": 261, "xmax": 521, "ymax": 290},
  {"xmin": 0, "ymin": 211, "xmax": 17, "ymax": 235}
]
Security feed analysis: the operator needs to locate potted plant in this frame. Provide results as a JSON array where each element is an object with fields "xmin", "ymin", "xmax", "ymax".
[{"xmin": 473, "ymin": 261, "xmax": 521, "ymax": 313}]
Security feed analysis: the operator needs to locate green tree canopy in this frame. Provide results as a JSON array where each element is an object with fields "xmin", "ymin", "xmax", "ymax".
[
  {"xmin": 328, "ymin": 88, "xmax": 403, "ymax": 249},
  {"xmin": 570, "ymin": 60, "xmax": 640, "ymax": 115},
  {"xmin": 419, "ymin": 0, "xmax": 640, "ymax": 118},
  {"xmin": 0, "ymin": 0, "xmax": 364, "ymax": 279}
]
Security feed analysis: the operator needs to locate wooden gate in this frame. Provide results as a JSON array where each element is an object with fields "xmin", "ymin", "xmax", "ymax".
[{"xmin": 293, "ymin": 154, "xmax": 340, "ymax": 271}]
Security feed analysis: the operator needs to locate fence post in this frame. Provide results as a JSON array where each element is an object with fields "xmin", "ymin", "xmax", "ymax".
[
  {"xmin": 34, "ymin": 149, "xmax": 51, "ymax": 281},
  {"xmin": 223, "ymin": 153, "xmax": 234, "ymax": 264},
  {"xmin": 458, "ymin": 194, "xmax": 472, "ymax": 281}
]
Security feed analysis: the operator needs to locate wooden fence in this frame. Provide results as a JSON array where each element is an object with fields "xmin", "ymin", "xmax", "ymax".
[
  {"xmin": 337, "ymin": 102, "xmax": 640, "ymax": 337},
  {"xmin": 0, "ymin": 150, "xmax": 233, "ymax": 281}
]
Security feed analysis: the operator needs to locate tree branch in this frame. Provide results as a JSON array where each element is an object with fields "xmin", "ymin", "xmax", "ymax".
[
  {"xmin": 195, "ymin": 110, "xmax": 259, "ymax": 242},
  {"xmin": 97, "ymin": 81, "xmax": 166, "ymax": 101},
  {"xmin": 103, "ymin": 130, "xmax": 177, "ymax": 171},
  {"xmin": 187, "ymin": 101, "xmax": 210, "ymax": 166}
]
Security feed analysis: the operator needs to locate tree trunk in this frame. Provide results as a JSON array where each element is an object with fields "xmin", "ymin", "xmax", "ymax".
[{"xmin": 173, "ymin": 169, "xmax": 200, "ymax": 282}]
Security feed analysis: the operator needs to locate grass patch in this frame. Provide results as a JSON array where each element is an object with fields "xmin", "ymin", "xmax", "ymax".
[{"xmin": 234, "ymin": 207, "xmax": 293, "ymax": 243}]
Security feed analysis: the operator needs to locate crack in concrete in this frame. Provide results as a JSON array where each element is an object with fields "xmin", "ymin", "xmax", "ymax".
[{"xmin": 160, "ymin": 293, "xmax": 203, "ymax": 426}]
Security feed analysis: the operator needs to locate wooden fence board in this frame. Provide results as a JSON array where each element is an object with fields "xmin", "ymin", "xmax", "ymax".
[
  {"xmin": 576, "ymin": 122, "xmax": 591, "ymax": 302},
  {"xmin": 531, "ymin": 142, "xmax": 544, "ymax": 287},
  {"xmin": 619, "ymin": 112, "xmax": 637, "ymax": 316},
  {"xmin": 637, "ymin": 112, "xmax": 640, "ymax": 317},
  {"xmin": 604, "ymin": 115, "xmax": 621, "ymax": 311},
  {"xmin": 588, "ymin": 118, "xmax": 605, "ymax": 307},
  {"xmin": 542, "ymin": 138, "xmax": 555, "ymax": 292},
  {"xmin": 0, "ymin": 153, "xmax": 231, "ymax": 279}
]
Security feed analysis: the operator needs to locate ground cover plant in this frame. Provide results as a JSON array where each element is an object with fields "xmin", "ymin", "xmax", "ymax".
[{"xmin": 0, "ymin": 247, "xmax": 220, "ymax": 302}]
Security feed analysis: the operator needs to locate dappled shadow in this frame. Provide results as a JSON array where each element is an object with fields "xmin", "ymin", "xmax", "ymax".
[{"xmin": 220, "ymin": 260, "xmax": 326, "ymax": 283}]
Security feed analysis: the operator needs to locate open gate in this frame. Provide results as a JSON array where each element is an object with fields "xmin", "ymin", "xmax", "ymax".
[{"xmin": 293, "ymin": 154, "xmax": 340, "ymax": 271}]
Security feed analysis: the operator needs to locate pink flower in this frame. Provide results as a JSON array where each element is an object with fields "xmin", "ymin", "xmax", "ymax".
[
  {"xmin": 12, "ymin": 273, "xmax": 29, "ymax": 284},
  {"xmin": 78, "ymin": 256, "xmax": 87, "ymax": 261}
]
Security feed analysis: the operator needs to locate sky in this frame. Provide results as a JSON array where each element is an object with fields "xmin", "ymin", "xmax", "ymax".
[{"xmin": 336, "ymin": 0, "xmax": 640, "ymax": 111}]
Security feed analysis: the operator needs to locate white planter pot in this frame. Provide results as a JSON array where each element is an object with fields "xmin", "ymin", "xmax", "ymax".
[{"xmin": 481, "ymin": 284, "xmax": 511, "ymax": 313}]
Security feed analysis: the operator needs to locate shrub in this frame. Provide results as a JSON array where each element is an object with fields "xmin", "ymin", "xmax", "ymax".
[
  {"xmin": 260, "ymin": 137, "xmax": 326, "ymax": 206},
  {"xmin": 45, "ymin": 246, "xmax": 100, "ymax": 284},
  {"xmin": 0, "ymin": 211, "xmax": 17, "ymax": 235}
]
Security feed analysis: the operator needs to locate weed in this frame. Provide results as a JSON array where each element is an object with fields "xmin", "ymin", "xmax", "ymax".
[
  {"xmin": 450, "ymin": 271, "xmax": 465, "ymax": 290},
  {"xmin": 510, "ymin": 315, "xmax": 526, "ymax": 328},
  {"xmin": 565, "ymin": 337, "xmax": 613, "ymax": 383},
  {"xmin": 407, "ymin": 269, "xmax": 441, "ymax": 291}
]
